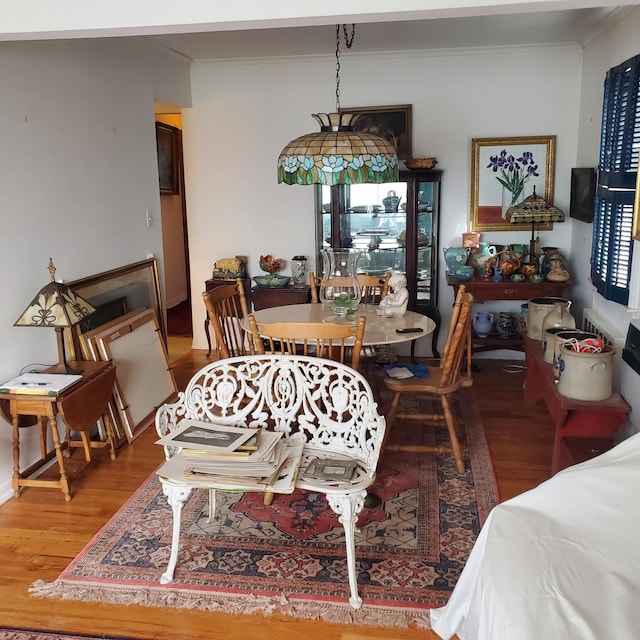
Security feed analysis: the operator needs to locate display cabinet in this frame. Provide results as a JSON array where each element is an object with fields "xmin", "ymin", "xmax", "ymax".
[{"xmin": 316, "ymin": 169, "xmax": 442, "ymax": 355}]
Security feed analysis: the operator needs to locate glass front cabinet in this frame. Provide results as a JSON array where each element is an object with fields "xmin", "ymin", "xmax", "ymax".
[{"xmin": 315, "ymin": 169, "xmax": 442, "ymax": 355}]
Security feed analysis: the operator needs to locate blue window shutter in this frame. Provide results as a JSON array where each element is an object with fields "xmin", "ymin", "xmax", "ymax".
[{"xmin": 591, "ymin": 53, "xmax": 640, "ymax": 304}]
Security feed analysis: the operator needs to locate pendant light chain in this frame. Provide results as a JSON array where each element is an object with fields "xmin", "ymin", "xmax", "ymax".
[{"xmin": 335, "ymin": 24, "xmax": 356, "ymax": 112}]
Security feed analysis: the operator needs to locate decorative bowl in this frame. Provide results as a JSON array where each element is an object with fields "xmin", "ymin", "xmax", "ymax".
[
  {"xmin": 404, "ymin": 157, "xmax": 438, "ymax": 170},
  {"xmin": 253, "ymin": 275, "xmax": 291, "ymax": 288},
  {"xmin": 510, "ymin": 273, "xmax": 526, "ymax": 283},
  {"xmin": 453, "ymin": 265, "xmax": 474, "ymax": 281}
]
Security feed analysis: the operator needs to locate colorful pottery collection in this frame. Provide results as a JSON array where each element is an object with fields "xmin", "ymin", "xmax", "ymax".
[{"xmin": 445, "ymin": 235, "xmax": 571, "ymax": 283}]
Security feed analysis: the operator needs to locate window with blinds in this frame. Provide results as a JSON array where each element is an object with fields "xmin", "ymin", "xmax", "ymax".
[{"xmin": 591, "ymin": 53, "xmax": 640, "ymax": 304}]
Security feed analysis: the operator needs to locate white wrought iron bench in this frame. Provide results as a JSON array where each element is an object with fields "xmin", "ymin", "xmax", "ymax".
[{"xmin": 155, "ymin": 354, "xmax": 386, "ymax": 609}]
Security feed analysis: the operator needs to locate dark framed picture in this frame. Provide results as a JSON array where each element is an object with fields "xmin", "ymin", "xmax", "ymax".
[
  {"xmin": 155, "ymin": 122, "xmax": 180, "ymax": 195},
  {"xmin": 570, "ymin": 167, "xmax": 597, "ymax": 222},
  {"xmin": 341, "ymin": 104, "xmax": 412, "ymax": 160}
]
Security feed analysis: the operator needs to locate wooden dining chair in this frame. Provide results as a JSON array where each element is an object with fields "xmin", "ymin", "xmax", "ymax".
[
  {"xmin": 202, "ymin": 278, "xmax": 254, "ymax": 358},
  {"xmin": 308, "ymin": 271, "xmax": 323, "ymax": 303},
  {"xmin": 382, "ymin": 285, "xmax": 474, "ymax": 474},
  {"xmin": 247, "ymin": 314, "xmax": 367, "ymax": 507},
  {"xmin": 247, "ymin": 314, "xmax": 366, "ymax": 371},
  {"xmin": 357, "ymin": 272, "xmax": 391, "ymax": 305},
  {"xmin": 309, "ymin": 271, "xmax": 391, "ymax": 306}
]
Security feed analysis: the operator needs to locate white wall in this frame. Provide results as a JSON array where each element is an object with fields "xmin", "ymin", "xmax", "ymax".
[
  {"xmin": 183, "ymin": 43, "xmax": 581, "ymax": 355},
  {"xmin": 0, "ymin": 37, "xmax": 191, "ymax": 502}
]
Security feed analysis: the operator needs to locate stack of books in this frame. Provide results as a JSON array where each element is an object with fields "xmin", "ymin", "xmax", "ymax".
[
  {"xmin": 0, "ymin": 373, "xmax": 82, "ymax": 396},
  {"xmin": 156, "ymin": 419, "xmax": 303, "ymax": 493}
]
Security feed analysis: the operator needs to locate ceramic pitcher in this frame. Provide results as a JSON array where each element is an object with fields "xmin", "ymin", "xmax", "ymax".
[
  {"xmin": 469, "ymin": 243, "xmax": 497, "ymax": 276},
  {"xmin": 443, "ymin": 247, "xmax": 470, "ymax": 273}
]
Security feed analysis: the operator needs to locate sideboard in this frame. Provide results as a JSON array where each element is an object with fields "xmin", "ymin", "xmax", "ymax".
[{"xmin": 446, "ymin": 274, "xmax": 573, "ymax": 352}]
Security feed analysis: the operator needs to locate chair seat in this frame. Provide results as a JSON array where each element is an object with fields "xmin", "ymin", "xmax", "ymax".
[{"xmin": 381, "ymin": 286, "xmax": 473, "ymax": 475}]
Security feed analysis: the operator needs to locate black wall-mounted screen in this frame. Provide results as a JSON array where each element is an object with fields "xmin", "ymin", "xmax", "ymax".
[{"xmin": 570, "ymin": 167, "xmax": 597, "ymax": 222}]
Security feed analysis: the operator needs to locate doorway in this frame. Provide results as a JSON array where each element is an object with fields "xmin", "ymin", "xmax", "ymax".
[{"xmin": 155, "ymin": 112, "xmax": 192, "ymax": 362}]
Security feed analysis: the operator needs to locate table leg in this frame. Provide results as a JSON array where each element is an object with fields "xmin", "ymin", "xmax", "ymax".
[
  {"xmin": 205, "ymin": 314, "xmax": 212, "ymax": 357},
  {"xmin": 48, "ymin": 416, "xmax": 71, "ymax": 501},
  {"xmin": 11, "ymin": 416, "xmax": 21, "ymax": 497},
  {"xmin": 38, "ymin": 418, "xmax": 47, "ymax": 460},
  {"xmin": 160, "ymin": 481, "xmax": 193, "ymax": 584},
  {"xmin": 103, "ymin": 412, "xmax": 118, "ymax": 460}
]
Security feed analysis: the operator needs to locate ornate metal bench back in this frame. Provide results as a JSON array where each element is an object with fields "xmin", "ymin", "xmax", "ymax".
[{"xmin": 156, "ymin": 355, "xmax": 385, "ymax": 472}]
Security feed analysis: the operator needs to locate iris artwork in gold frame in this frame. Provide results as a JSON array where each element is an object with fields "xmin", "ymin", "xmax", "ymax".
[{"xmin": 470, "ymin": 135, "xmax": 556, "ymax": 232}]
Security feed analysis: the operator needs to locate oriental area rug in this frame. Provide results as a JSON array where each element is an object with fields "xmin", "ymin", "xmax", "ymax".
[{"xmin": 30, "ymin": 387, "xmax": 498, "ymax": 629}]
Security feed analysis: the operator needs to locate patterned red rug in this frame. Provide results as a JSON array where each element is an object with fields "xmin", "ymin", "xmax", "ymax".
[{"xmin": 30, "ymin": 388, "xmax": 498, "ymax": 629}]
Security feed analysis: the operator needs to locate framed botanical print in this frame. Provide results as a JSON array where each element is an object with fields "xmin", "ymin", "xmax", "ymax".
[{"xmin": 470, "ymin": 135, "xmax": 556, "ymax": 232}]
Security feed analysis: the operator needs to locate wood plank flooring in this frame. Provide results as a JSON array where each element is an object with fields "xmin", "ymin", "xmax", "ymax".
[{"xmin": 0, "ymin": 350, "xmax": 555, "ymax": 640}]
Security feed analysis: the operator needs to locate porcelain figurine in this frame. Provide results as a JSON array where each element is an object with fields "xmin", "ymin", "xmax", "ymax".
[{"xmin": 377, "ymin": 273, "xmax": 409, "ymax": 317}]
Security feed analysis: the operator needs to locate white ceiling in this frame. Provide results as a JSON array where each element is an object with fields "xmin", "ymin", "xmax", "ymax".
[{"xmin": 143, "ymin": 7, "xmax": 629, "ymax": 61}]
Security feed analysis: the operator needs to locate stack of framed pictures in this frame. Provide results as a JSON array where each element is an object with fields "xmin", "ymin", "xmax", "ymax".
[{"xmin": 81, "ymin": 308, "xmax": 177, "ymax": 442}]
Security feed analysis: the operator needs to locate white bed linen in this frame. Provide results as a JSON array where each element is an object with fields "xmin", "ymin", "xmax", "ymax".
[{"xmin": 430, "ymin": 432, "xmax": 640, "ymax": 640}]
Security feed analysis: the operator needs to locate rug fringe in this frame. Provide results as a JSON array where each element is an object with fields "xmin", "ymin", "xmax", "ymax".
[{"xmin": 29, "ymin": 579, "xmax": 431, "ymax": 629}]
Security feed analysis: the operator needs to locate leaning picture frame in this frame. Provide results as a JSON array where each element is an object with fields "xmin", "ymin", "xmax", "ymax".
[
  {"xmin": 341, "ymin": 104, "xmax": 412, "ymax": 160},
  {"xmin": 65, "ymin": 257, "xmax": 165, "ymax": 361},
  {"xmin": 471, "ymin": 135, "xmax": 556, "ymax": 232}
]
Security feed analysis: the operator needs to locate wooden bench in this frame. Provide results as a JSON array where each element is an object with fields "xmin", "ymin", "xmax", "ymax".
[{"xmin": 523, "ymin": 334, "xmax": 629, "ymax": 474}]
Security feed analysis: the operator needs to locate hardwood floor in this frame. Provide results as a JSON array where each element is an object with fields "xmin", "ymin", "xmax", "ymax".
[{"xmin": 0, "ymin": 350, "xmax": 555, "ymax": 640}]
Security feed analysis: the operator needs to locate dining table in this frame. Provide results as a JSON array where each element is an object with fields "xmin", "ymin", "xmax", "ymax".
[
  {"xmin": 242, "ymin": 303, "xmax": 436, "ymax": 350},
  {"xmin": 242, "ymin": 302, "xmax": 435, "ymax": 509}
]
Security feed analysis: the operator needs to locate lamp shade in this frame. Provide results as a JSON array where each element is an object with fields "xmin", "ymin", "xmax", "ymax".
[
  {"xmin": 277, "ymin": 112, "xmax": 399, "ymax": 185},
  {"xmin": 506, "ymin": 188, "xmax": 565, "ymax": 224},
  {"xmin": 15, "ymin": 259, "xmax": 95, "ymax": 328}
]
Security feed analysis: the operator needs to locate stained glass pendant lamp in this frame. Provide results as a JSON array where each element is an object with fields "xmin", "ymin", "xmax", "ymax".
[
  {"xmin": 14, "ymin": 259, "xmax": 96, "ymax": 374},
  {"xmin": 277, "ymin": 25, "xmax": 399, "ymax": 186}
]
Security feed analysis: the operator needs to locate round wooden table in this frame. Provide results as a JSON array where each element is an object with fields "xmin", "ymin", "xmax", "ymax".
[{"xmin": 243, "ymin": 303, "xmax": 435, "ymax": 347}]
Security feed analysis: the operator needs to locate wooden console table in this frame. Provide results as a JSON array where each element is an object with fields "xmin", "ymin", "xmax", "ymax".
[
  {"xmin": 522, "ymin": 334, "xmax": 630, "ymax": 474},
  {"xmin": 0, "ymin": 360, "xmax": 117, "ymax": 501},
  {"xmin": 446, "ymin": 274, "xmax": 573, "ymax": 352},
  {"xmin": 250, "ymin": 284, "xmax": 310, "ymax": 311}
]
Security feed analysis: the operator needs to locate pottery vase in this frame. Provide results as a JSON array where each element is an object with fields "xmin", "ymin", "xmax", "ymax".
[
  {"xmin": 519, "ymin": 303, "xmax": 529, "ymax": 333},
  {"xmin": 290, "ymin": 255, "xmax": 307, "ymax": 288},
  {"xmin": 382, "ymin": 190, "xmax": 401, "ymax": 213},
  {"xmin": 473, "ymin": 312, "xmax": 494, "ymax": 338},
  {"xmin": 443, "ymin": 247, "xmax": 470, "ymax": 273},
  {"xmin": 496, "ymin": 312, "xmax": 514, "ymax": 338}
]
